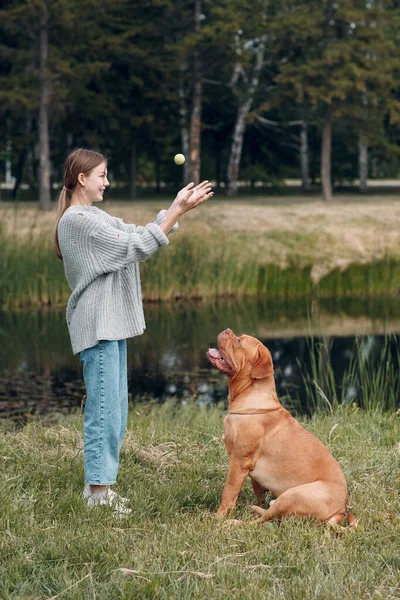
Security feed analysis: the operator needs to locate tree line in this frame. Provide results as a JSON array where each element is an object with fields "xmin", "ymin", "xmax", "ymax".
[{"xmin": 1, "ymin": 0, "xmax": 400, "ymax": 208}]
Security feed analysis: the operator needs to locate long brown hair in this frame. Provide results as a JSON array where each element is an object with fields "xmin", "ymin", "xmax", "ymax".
[{"xmin": 54, "ymin": 148, "xmax": 107, "ymax": 260}]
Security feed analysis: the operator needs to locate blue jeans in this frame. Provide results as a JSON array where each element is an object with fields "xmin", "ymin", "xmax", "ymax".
[{"xmin": 79, "ymin": 339, "xmax": 128, "ymax": 485}]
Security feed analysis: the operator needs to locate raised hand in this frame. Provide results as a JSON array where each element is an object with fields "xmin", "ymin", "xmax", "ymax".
[
  {"xmin": 158, "ymin": 180, "xmax": 213, "ymax": 236},
  {"xmin": 173, "ymin": 180, "xmax": 214, "ymax": 215}
]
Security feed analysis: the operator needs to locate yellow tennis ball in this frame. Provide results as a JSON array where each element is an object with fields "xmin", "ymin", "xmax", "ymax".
[{"xmin": 174, "ymin": 153, "xmax": 185, "ymax": 165}]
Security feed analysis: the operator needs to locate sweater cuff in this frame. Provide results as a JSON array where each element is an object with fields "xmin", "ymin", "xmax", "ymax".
[
  {"xmin": 155, "ymin": 209, "xmax": 179, "ymax": 233},
  {"xmin": 146, "ymin": 222, "xmax": 170, "ymax": 246}
]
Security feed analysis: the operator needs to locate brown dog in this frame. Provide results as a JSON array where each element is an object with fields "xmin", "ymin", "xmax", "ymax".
[{"xmin": 206, "ymin": 328, "xmax": 356, "ymax": 527}]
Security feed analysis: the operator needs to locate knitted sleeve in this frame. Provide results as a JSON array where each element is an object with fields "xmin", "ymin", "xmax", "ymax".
[
  {"xmin": 107, "ymin": 210, "xmax": 179, "ymax": 234},
  {"xmin": 155, "ymin": 210, "xmax": 179, "ymax": 233},
  {"xmin": 107, "ymin": 217, "xmax": 142, "ymax": 234},
  {"xmin": 90, "ymin": 221, "xmax": 169, "ymax": 273}
]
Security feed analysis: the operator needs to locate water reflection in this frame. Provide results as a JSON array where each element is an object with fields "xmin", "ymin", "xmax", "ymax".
[{"xmin": 1, "ymin": 297, "xmax": 400, "ymax": 419}]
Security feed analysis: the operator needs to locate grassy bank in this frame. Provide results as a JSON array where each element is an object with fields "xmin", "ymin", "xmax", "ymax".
[
  {"xmin": 2, "ymin": 198, "xmax": 400, "ymax": 307},
  {"xmin": 1, "ymin": 404, "xmax": 399, "ymax": 599}
]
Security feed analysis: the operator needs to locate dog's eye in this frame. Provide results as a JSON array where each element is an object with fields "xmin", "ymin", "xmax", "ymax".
[{"xmin": 236, "ymin": 337, "xmax": 241, "ymax": 344}]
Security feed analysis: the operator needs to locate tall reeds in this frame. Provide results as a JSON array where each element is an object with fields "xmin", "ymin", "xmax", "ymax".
[
  {"xmin": 2, "ymin": 228, "xmax": 400, "ymax": 308},
  {"xmin": 299, "ymin": 334, "xmax": 400, "ymax": 413}
]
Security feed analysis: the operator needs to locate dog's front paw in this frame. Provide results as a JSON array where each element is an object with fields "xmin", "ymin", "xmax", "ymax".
[
  {"xmin": 217, "ymin": 500, "xmax": 236, "ymax": 519},
  {"xmin": 216, "ymin": 507, "xmax": 229, "ymax": 520},
  {"xmin": 225, "ymin": 518, "xmax": 244, "ymax": 527}
]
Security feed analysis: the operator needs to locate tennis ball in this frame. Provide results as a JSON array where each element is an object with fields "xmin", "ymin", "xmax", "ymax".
[{"xmin": 174, "ymin": 153, "xmax": 185, "ymax": 165}]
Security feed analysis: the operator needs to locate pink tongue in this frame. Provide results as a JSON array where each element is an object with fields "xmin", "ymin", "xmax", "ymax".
[{"xmin": 208, "ymin": 348, "xmax": 221, "ymax": 359}]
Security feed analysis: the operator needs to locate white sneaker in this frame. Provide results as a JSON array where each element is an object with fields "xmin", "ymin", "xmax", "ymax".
[
  {"xmin": 83, "ymin": 484, "xmax": 130, "ymax": 504},
  {"xmin": 84, "ymin": 486, "xmax": 132, "ymax": 515}
]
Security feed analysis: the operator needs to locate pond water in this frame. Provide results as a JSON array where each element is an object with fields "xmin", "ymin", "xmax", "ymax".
[{"xmin": 1, "ymin": 296, "xmax": 400, "ymax": 420}]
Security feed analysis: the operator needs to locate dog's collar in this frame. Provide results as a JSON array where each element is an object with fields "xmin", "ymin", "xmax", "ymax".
[{"xmin": 228, "ymin": 407, "xmax": 281, "ymax": 415}]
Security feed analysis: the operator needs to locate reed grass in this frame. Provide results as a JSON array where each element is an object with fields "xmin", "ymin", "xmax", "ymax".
[
  {"xmin": 3, "ymin": 198, "xmax": 400, "ymax": 307},
  {"xmin": 1, "ymin": 403, "xmax": 399, "ymax": 599},
  {"xmin": 317, "ymin": 259, "xmax": 400, "ymax": 297},
  {"xmin": 296, "ymin": 334, "xmax": 400, "ymax": 414},
  {"xmin": 2, "ymin": 226, "xmax": 400, "ymax": 308}
]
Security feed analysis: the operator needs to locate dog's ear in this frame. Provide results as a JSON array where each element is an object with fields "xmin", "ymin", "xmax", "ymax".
[{"xmin": 251, "ymin": 344, "xmax": 274, "ymax": 379}]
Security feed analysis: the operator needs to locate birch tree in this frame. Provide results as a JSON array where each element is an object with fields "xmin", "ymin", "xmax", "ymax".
[
  {"xmin": 226, "ymin": 29, "xmax": 267, "ymax": 195},
  {"xmin": 206, "ymin": 0, "xmax": 271, "ymax": 195}
]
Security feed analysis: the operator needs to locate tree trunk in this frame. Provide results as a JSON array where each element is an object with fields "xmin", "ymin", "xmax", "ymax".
[
  {"xmin": 300, "ymin": 122, "xmax": 310, "ymax": 191},
  {"xmin": 39, "ymin": 5, "xmax": 51, "ymax": 210},
  {"xmin": 155, "ymin": 154, "xmax": 161, "ymax": 194},
  {"xmin": 226, "ymin": 35, "xmax": 266, "ymax": 196},
  {"xmin": 12, "ymin": 147, "xmax": 27, "ymax": 200},
  {"xmin": 188, "ymin": 0, "xmax": 202, "ymax": 186},
  {"xmin": 226, "ymin": 99, "xmax": 252, "ymax": 196},
  {"xmin": 179, "ymin": 67, "xmax": 190, "ymax": 184},
  {"xmin": 130, "ymin": 141, "xmax": 137, "ymax": 200},
  {"xmin": 321, "ymin": 104, "xmax": 332, "ymax": 202},
  {"xmin": 358, "ymin": 137, "xmax": 368, "ymax": 193},
  {"xmin": 215, "ymin": 134, "xmax": 221, "ymax": 188},
  {"xmin": 66, "ymin": 132, "xmax": 73, "ymax": 153}
]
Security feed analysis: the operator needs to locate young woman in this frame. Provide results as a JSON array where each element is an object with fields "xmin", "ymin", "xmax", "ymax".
[{"xmin": 55, "ymin": 148, "xmax": 213, "ymax": 514}]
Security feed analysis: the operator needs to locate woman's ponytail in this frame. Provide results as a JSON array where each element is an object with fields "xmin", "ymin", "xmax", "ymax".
[
  {"xmin": 54, "ymin": 148, "xmax": 107, "ymax": 261},
  {"xmin": 54, "ymin": 187, "xmax": 72, "ymax": 260}
]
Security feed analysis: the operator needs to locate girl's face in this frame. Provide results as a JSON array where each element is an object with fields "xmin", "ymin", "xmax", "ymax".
[{"xmin": 80, "ymin": 162, "xmax": 110, "ymax": 204}]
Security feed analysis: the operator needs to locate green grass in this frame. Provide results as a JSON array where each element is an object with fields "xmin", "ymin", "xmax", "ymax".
[
  {"xmin": 2, "ymin": 227, "xmax": 400, "ymax": 308},
  {"xmin": 3, "ymin": 197, "xmax": 400, "ymax": 306},
  {"xmin": 296, "ymin": 335, "xmax": 400, "ymax": 413},
  {"xmin": 1, "ymin": 403, "xmax": 399, "ymax": 599}
]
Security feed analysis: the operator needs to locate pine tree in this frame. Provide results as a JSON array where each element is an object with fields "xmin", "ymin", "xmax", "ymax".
[
  {"xmin": 272, "ymin": 0, "xmax": 400, "ymax": 200},
  {"xmin": 0, "ymin": 0, "xmax": 112, "ymax": 206}
]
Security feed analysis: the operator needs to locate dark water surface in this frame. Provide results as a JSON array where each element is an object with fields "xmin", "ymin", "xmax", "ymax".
[{"xmin": 1, "ymin": 297, "xmax": 400, "ymax": 420}]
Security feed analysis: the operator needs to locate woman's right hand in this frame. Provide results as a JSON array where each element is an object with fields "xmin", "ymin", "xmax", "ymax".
[
  {"xmin": 158, "ymin": 180, "xmax": 213, "ymax": 236},
  {"xmin": 172, "ymin": 180, "xmax": 214, "ymax": 215}
]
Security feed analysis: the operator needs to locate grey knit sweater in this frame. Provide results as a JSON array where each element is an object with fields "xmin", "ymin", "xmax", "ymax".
[{"xmin": 58, "ymin": 205, "xmax": 177, "ymax": 355}]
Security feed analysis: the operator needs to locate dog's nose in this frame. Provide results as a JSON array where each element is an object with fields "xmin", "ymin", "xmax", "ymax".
[{"xmin": 224, "ymin": 328, "xmax": 232, "ymax": 334}]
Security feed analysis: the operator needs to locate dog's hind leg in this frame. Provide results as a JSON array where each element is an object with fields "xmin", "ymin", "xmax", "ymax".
[
  {"xmin": 251, "ymin": 502, "xmax": 282, "ymax": 523},
  {"xmin": 251, "ymin": 481, "xmax": 346, "ymax": 524}
]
